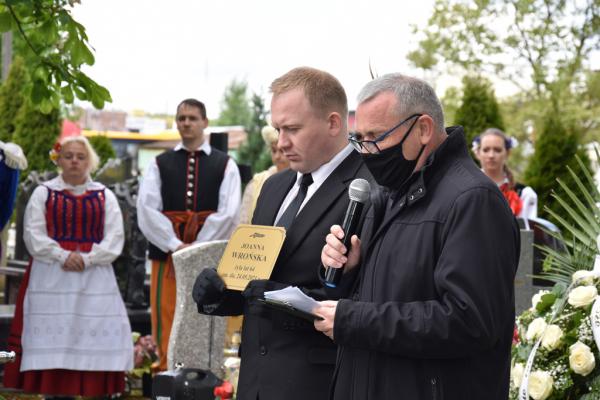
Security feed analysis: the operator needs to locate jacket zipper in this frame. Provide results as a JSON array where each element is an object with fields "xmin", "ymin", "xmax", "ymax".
[{"xmin": 431, "ymin": 377, "xmax": 438, "ymax": 400}]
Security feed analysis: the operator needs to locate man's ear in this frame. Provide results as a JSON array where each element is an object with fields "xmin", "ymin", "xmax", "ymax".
[
  {"xmin": 202, "ymin": 118, "xmax": 209, "ymax": 129},
  {"xmin": 418, "ymin": 115, "xmax": 435, "ymax": 145},
  {"xmin": 327, "ymin": 112, "xmax": 343, "ymax": 137}
]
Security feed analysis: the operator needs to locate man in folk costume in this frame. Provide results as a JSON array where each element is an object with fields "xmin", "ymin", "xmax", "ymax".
[{"xmin": 137, "ymin": 98, "xmax": 241, "ymax": 370}]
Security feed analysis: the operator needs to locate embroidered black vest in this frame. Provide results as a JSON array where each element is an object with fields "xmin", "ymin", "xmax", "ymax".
[{"xmin": 147, "ymin": 147, "xmax": 229, "ymax": 260}]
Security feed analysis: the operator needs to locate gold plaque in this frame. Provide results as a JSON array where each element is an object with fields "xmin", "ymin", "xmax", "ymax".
[{"xmin": 217, "ymin": 224, "xmax": 286, "ymax": 291}]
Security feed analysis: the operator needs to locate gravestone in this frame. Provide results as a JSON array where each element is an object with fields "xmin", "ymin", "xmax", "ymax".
[
  {"xmin": 515, "ymin": 229, "xmax": 536, "ymax": 314},
  {"xmin": 168, "ymin": 240, "xmax": 228, "ymax": 376}
]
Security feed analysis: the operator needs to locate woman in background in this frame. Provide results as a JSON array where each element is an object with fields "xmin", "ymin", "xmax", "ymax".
[
  {"xmin": 474, "ymin": 127, "xmax": 538, "ymax": 219},
  {"xmin": 4, "ymin": 135, "xmax": 133, "ymax": 397},
  {"xmin": 239, "ymin": 125, "xmax": 290, "ymax": 224}
]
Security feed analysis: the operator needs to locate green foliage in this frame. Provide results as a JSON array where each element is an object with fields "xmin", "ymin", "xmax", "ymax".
[
  {"xmin": 11, "ymin": 98, "xmax": 60, "ymax": 176},
  {"xmin": 509, "ymin": 154, "xmax": 600, "ymax": 399},
  {"xmin": 88, "ymin": 134, "xmax": 115, "ymax": 168},
  {"xmin": 440, "ymin": 86, "xmax": 461, "ymax": 126},
  {"xmin": 409, "ymin": 0, "xmax": 600, "ymax": 177},
  {"xmin": 575, "ymin": 70, "xmax": 600, "ymax": 143},
  {"xmin": 538, "ymin": 157, "xmax": 600, "ymax": 286},
  {"xmin": 215, "ymin": 79, "xmax": 252, "ymax": 128},
  {"xmin": 0, "ymin": 56, "xmax": 26, "ymax": 141},
  {"xmin": 236, "ymin": 93, "xmax": 271, "ymax": 173},
  {"xmin": 580, "ymin": 375, "xmax": 600, "ymax": 399},
  {"xmin": 409, "ymin": 0, "xmax": 599, "ymax": 100},
  {"xmin": 524, "ymin": 111, "xmax": 592, "ymax": 224},
  {"xmin": 454, "ymin": 75, "xmax": 504, "ymax": 147},
  {"xmin": 535, "ymin": 292, "xmax": 557, "ymax": 313},
  {"xmin": 0, "ymin": 0, "xmax": 111, "ymax": 111}
]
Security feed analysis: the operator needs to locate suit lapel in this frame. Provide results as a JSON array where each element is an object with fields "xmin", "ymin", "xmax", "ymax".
[
  {"xmin": 254, "ymin": 170, "xmax": 296, "ymax": 226},
  {"xmin": 279, "ymin": 151, "xmax": 363, "ymax": 261}
]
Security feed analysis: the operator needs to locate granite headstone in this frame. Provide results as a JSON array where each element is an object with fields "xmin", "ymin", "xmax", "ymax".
[
  {"xmin": 515, "ymin": 229, "xmax": 538, "ymax": 314},
  {"xmin": 168, "ymin": 240, "xmax": 228, "ymax": 376}
]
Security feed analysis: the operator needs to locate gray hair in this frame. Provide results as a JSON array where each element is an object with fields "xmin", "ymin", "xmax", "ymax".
[{"xmin": 357, "ymin": 73, "xmax": 445, "ymax": 132}]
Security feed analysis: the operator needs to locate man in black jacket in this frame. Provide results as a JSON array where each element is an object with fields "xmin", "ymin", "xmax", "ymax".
[
  {"xmin": 317, "ymin": 73, "xmax": 519, "ymax": 400},
  {"xmin": 193, "ymin": 67, "xmax": 371, "ymax": 400}
]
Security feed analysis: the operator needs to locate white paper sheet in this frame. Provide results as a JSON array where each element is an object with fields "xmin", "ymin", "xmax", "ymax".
[{"xmin": 264, "ymin": 286, "xmax": 320, "ymax": 314}]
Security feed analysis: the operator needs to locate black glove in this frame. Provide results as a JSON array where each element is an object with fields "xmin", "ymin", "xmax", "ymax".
[
  {"xmin": 192, "ymin": 268, "xmax": 225, "ymax": 306},
  {"xmin": 241, "ymin": 279, "xmax": 287, "ymax": 303}
]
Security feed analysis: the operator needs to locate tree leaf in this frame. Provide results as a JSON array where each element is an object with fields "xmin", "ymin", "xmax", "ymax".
[
  {"xmin": 61, "ymin": 85, "xmax": 74, "ymax": 104},
  {"xmin": 0, "ymin": 11, "xmax": 13, "ymax": 32}
]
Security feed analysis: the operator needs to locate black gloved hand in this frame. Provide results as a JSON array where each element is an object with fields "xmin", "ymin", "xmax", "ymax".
[
  {"xmin": 241, "ymin": 279, "xmax": 288, "ymax": 303},
  {"xmin": 192, "ymin": 268, "xmax": 225, "ymax": 306}
]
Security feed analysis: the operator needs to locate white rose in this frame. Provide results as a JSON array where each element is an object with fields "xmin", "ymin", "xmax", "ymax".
[
  {"xmin": 510, "ymin": 362, "xmax": 524, "ymax": 389},
  {"xmin": 541, "ymin": 324, "xmax": 563, "ymax": 350},
  {"xmin": 568, "ymin": 285, "xmax": 598, "ymax": 308},
  {"xmin": 569, "ymin": 341, "xmax": 596, "ymax": 376},
  {"xmin": 531, "ymin": 290, "xmax": 550, "ymax": 310},
  {"xmin": 526, "ymin": 318, "xmax": 547, "ymax": 342},
  {"xmin": 572, "ymin": 270, "xmax": 596, "ymax": 285},
  {"xmin": 528, "ymin": 370, "xmax": 554, "ymax": 400}
]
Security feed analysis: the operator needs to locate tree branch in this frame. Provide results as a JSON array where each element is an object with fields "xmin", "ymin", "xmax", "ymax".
[
  {"xmin": 509, "ymin": 0, "xmax": 545, "ymax": 97},
  {"xmin": 5, "ymin": 3, "xmax": 40, "ymax": 57}
]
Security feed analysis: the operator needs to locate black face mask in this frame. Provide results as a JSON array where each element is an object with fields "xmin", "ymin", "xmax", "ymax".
[{"xmin": 361, "ymin": 122, "xmax": 425, "ymax": 190}]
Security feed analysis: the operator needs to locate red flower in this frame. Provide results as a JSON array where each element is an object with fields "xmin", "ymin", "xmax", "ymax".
[
  {"xmin": 214, "ymin": 381, "xmax": 234, "ymax": 399},
  {"xmin": 49, "ymin": 142, "xmax": 62, "ymax": 164},
  {"xmin": 500, "ymin": 183, "xmax": 523, "ymax": 216},
  {"xmin": 512, "ymin": 324, "xmax": 519, "ymax": 345}
]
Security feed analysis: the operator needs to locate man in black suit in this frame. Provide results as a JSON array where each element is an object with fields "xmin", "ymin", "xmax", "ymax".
[{"xmin": 192, "ymin": 66, "xmax": 371, "ymax": 400}]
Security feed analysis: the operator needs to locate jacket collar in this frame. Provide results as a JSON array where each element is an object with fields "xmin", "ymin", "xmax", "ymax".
[
  {"xmin": 391, "ymin": 126, "xmax": 468, "ymax": 201},
  {"xmin": 368, "ymin": 126, "xmax": 468, "ymax": 246}
]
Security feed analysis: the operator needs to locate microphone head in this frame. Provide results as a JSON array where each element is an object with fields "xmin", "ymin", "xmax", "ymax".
[{"xmin": 348, "ymin": 178, "xmax": 371, "ymax": 203}]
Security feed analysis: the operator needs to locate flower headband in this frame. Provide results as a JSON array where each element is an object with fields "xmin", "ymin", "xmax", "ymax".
[{"xmin": 49, "ymin": 142, "xmax": 61, "ymax": 165}]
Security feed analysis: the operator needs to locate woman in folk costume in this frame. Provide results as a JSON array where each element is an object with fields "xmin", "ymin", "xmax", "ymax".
[
  {"xmin": 473, "ymin": 128, "xmax": 538, "ymax": 219},
  {"xmin": 3, "ymin": 135, "xmax": 133, "ymax": 396}
]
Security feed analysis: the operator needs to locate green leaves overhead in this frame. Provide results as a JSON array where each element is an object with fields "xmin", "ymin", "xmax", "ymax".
[
  {"xmin": 409, "ymin": 0, "xmax": 600, "ymax": 100},
  {"xmin": 0, "ymin": 0, "xmax": 111, "ymax": 111}
]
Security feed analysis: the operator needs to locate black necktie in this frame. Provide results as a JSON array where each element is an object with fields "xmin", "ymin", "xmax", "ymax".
[{"xmin": 276, "ymin": 173, "xmax": 313, "ymax": 230}]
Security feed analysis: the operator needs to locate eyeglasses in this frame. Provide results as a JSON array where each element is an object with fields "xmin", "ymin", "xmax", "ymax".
[{"xmin": 348, "ymin": 113, "xmax": 423, "ymax": 154}]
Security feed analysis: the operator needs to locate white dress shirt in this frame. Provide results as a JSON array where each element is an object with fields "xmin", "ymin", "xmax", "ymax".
[
  {"xmin": 137, "ymin": 140, "xmax": 241, "ymax": 253},
  {"xmin": 274, "ymin": 145, "xmax": 353, "ymax": 224}
]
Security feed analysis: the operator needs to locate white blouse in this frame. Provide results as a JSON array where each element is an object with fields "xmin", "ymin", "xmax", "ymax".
[{"xmin": 24, "ymin": 175, "xmax": 124, "ymax": 267}]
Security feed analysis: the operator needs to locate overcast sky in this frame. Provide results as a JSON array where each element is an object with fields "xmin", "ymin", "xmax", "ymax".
[{"xmin": 72, "ymin": 0, "xmax": 437, "ymax": 119}]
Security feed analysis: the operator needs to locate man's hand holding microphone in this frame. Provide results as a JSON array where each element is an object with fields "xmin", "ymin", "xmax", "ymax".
[
  {"xmin": 314, "ymin": 225, "xmax": 362, "ymax": 340},
  {"xmin": 314, "ymin": 178, "xmax": 370, "ymax": 340}
]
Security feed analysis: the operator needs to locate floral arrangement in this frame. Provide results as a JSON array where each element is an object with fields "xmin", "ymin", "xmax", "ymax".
[
  {"xmin": 511, "ymin": 268, "xmax": 600, "ymax": 399},
  {"xmin": 131, "ymin": 332, "xmax": 158, "ymax": 376},
  {"xmin": 510, "ymin": 157, "xmax": 600, "ymax": 400},
  {"xmin": 126, "ymin": 332, "xmax": 158, "ymax": 396},
  {"xmin": 49, "ymin": 142, "xmax": 61, "ymax": 165}
]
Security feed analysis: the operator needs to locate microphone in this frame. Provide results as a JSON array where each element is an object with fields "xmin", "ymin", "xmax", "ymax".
[{"xmin": 324, "ymin": 178, "xmax": 371, "ymax": 288}]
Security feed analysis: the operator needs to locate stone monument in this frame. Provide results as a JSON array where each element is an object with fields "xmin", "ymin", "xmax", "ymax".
[{"xmin": 168, "ymin": 240, "xmax": 228, "ymax": 376}]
